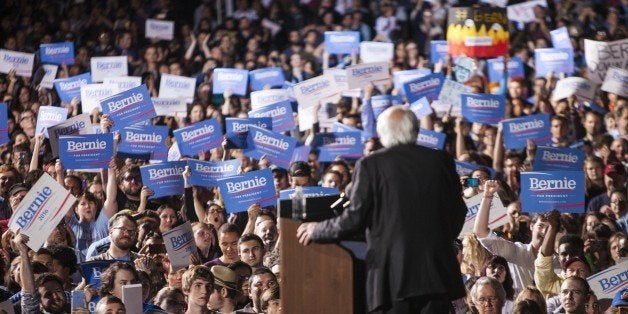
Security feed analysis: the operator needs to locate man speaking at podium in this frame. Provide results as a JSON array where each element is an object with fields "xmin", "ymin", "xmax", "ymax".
[{"xmin": 298, "ymin": 106, "xmax": 467, "ymax": 313}]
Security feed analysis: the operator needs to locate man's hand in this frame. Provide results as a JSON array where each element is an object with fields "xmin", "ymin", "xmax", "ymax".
[
  {"xmin": 12, "ymin": 231, "xmax": 30, "ymax": 254},
  {"xmin": 296, "ymin": 222, "xmax": 318, "ymax": 245}
]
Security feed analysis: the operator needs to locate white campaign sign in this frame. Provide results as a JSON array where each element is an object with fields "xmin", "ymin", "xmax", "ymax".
[
  {"xmin": 90, "ymin": 56, "xmax": 128, "ymax": 82},
  {"xmin": 103, "ymin": 76, "xmax": 141, "ymax": 92},
  {"xmin": 461, "ymin": 193, "xmax": 508, "ymax": 235},
  {"xmin": 0, "ymin": 49, "xmax": 35, "ymax": 77},
  {"xmin": 122, "ymin": 284, "xmax": 143, "ymax": 314},
  {"xmin": 584, "ymin": 38, "xmax": 628, "ymax": 84},
  {"xmin": 551, "ymin": 77, "xmax": 598, "ymax": 102},
  {"xmin": 359, "ymin": 41, "xmax": 394, "ymax": 63},
  {"xmin": 145, "ymin": 19, "xmax": 174, "ymax": 40},
  {"xmin": 158, "ymin": 74, "xmax": 196, "ymax": 103},
  {"xmin": 80, "ymin": 83, "xmax": 119, "ymax": 114},
  {"xmin": 40, "ymin": 64, "xmax": 59, "ymax": 89},
  {"xmin": 601, "ymin": 67, "xmax": 628, "ymax": 98},
  {"xmin": 152, "ymin": 97, "xmax": 187, "ymax": 117},
  {"xmin": 507, "ymin": 0, "xmax": 547, "ymax": 24},
  {"xmin": 587, "ymin": 260, "xmax": 627, "ymax": 300},
  {"xmin": 250, "ymin": 89, "xmax": 290, "ymax": 110},
  {"xmin": 346, "ymin": 62, "xmax": 390, "ymax": 89},
  {"xmin": 9, "ymin": 173, "xmax": 77, "ymax": 250},
  {"xmin": 163, "ymin": 222, "xmax": 197, "ymax": 271}
]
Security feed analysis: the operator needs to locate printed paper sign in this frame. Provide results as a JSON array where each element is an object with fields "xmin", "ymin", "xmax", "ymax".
[
  {"xmin": 173, "ymin": 119, "xmax": 222, "ymax": 156},
  {"xmin": 454, "ymin": 57, "xmax": 475, "ymax": 83},
  {"xmin": 346, "ymin": 62, "xmax": 390, "ymax": 89},
  {"xmin": 461, "ymin": 193, "xmax": 507, "ymax": 235},
  {"xmin": 291, "ymin": 143, "xmax": 311, "ymax": 162},
  {"xmin": 502, "ymin": 113, "xmax": 551, "ymax": 149},
  {"xmin": 359, "ymin": 41, "xmax": 394, "ymax": 63},
  {"xmin": 534, "ymin": 48, "xmax": 574, "ymax": 77},
  {"xmin": 103, "ymin": 76, "xmax": 141, "ymax": 92},
  {"xmin": 80, "ymin": 260, "xmax": 116, "ymax": 288},
  {"xmin": 213, "ymin": 68, "xmax": 249, "ymax": 96},
  {"xmin": 249, "ymin": 67, "xmax": 285, "ymax": 91},
  {"xmin": 158, "ymin": 74, "xmax": 196, "ymax": 103},
  {"xmin": 0, "ymin": 103, "xmax": 7, "ymax": 145},
  {"xmin": 293, "ymin": 74, "xmax": 341, "ymax": 109},
  {"xmin": 40, "ymin": 64, "xmax": 59, "ymax": 89},
  {"xmin": 187, "ymin": 159, "xmax": 241, "ymax": 187},
  {"xmin": 100, "ymin": 84, "xmax": 155, "ymax": 130},
  {"xmin": 80, "ymin": 83, "xmax": 118, "ymax": 114},
  {"xmin": 315, "ymin": 132, "xmax": 363, "ymax": 162},
  {"xmin": 370, "ymin": 95, "xmax": 392, "ymax": 120},
  {"xmin": 152, "ymin": 97, "xmax": 187, "ymax": 117},
  {"xmin": 461, "ymin": 93, "xmax": 505, "ymax": 124},
  {"xmin": 410, "ymin": 97, "xmax": 432, "ymax": 119},
  {"xmin": 550, "ymin": 27, "xmax": 572, "ymax": 50},
  {"xmin": 48, "ymin": 113, "xmax": 93, "ymax": 157},
  {"xmin": 118, "ymin": 125, "xmax": 169, "ymax": 161},
  {"xmin": 145, "ymin": 19, "xmax": 174, "ymax": 40},
  {"xmin": 332, "ymin": 122, "xmax": 366, "ymax": 142},
  {"xmin": 507, "ymin": 0, "xmax": 547, "ymax": 23},
  {"xmin": 250, "ymin": 89, "xmax": 290, "ymax": 110},
  {"xmin": 36, "ymin": 106, "xmax": 68, "ymax": 138},
  {"xmin": 121, "ymin": 284, "xmax": 143, "ymax": 314},
  {"xmin": 249, "ymin": 100, "xmax": 295, "ymax": 132},
  {"xmin": 393, "ymin": 69, "xmax": 432, "ymax": 94},
  {"xmin": 584, "ymin": 38, "xmax": 628, "ymax": 84},
  {"xmin": 40, "ymin": 42, "xmax": 74, "ymax": 65},
  {"xmin": 534, "ymin": 146, "xmax": 585, "ymax": 171},
  {"xmin": 417, "ymin": 128, "xmax": 446, "ymax": 150},
  {"xmin": 403, "ymin": 72, "xmax": 445, "ymax": 103},
  {"xmin": 0, "ymin": 49, "xmax": 35, "ymax": 77},
  {"xmin": 140, "ymin": 161, "xmax": 186, "ymax": 198},
  {"xmin": 217, "ymin": 168, "xmax": 277, "ymax": 213},
  {"xmin": 90, "ymin": 56, "xmax": 127, "ymax": 82},
  {"xmin": 480, "ymin": 0, "xmax": 508, "ymax": 8},
  {"xmin": 430, "ymin": 40, "xmax": 449, "ymax": 64},
  {"xmin": 244, "ymin": 126, "xmax": 296, "ymax": 168},
  {"xmin": 54, "ymin": 72, "xmax": 92, "ymax": 103},
  {"xmin": 438, "ymin": 79, "xmax": 474, "ymax": 116},
  {"xmin": 163, "ymin": 222, "xmax": 197, "ymax": 271},
  {"xmin": 520, "ymin": 171, "xmax": 584, "ymax": 213},
  {"xmin": 587, "ymin": 260, "xmax": 627, "ymax": 300},
  {"xmin": 447, "ymin": 7, "xmax": 509, "ymax": 58},
  {"xmin": 601, "ymin": 67, "xmax": 628, "ymax": 98},
  {"xmin": 225, "ymin": 117, "xmax": 273, "ymax": 149},
  {"xmin": 279, "ymin": 187, "xmax": 339, "ymax": 200},
  {"xmin": 9, "ymin": 173, "xmax": 77, "ymax": 250},
  {"xmin": 59, "ymin": 133, "xmax": 114, "ymax": 170},
  {"xmin": 551, "ymin": 77, "xmax": 597, "ymax": 102},
  {"xmin": 324, "ymin": 31, "xmax": 360, "ymax": 54}
]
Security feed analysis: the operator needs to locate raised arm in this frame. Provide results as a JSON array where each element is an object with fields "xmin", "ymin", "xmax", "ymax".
[
  {"xmin": 29, "ymin": 132, "xmax": 45, "ymax": 172},
  {"xmin": 492, "ymin": 123, "xmax": 505, "ymax": 172},
  {"xmin": 473, "ymin": 180, "xmax": 500, "ymax": 238},
  {"xmin": 455, "ymin": 117, "xmax": 467, "ymax": 160},
  {"xmin": 102, "ymin": 159, "xmax": 119, "ymax": 218}
]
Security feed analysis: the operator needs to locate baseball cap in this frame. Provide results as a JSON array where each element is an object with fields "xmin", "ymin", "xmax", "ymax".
[{"xmin": 604, "ymin": 162, "xmax": 626, "ymax": 177}]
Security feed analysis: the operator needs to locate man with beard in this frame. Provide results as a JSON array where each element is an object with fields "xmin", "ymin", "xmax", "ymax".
[
  {"xmin": 115, "ymin": 164, "xmax": 145, "ymax": 212},
  {"xmin": 14, "ymin": 232, "xmax": 70, "ymax": 314},
  {"xmin": 89, "ymin": 212, "xmax": 144, "ymax": 262}
]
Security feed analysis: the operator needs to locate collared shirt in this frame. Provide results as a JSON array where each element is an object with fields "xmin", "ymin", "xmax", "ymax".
[
  {"xmin": 534, "ymin": 253, "xmax": 565, "ymax": 299},
  {"xmin": 21, "ymin": 291, "xmax": 69, "ymax": 314},
  {"xmin": 477, "ymin": 232, "xmax": 536, "ymax": 292}
]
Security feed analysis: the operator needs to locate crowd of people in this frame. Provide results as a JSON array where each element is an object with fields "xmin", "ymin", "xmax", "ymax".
[{"xmin": 0, "ymin": 0, "xmax": 627, "ymax": 313}]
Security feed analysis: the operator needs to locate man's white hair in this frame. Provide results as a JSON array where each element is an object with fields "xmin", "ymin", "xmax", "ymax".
[{"xmin": 376, "ymin": 106, "xmax": 419, "ymax": 147}]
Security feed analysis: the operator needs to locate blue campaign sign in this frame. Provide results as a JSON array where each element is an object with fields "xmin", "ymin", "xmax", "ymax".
[
  {"xmin": 100, "ymin": 84, "xmax": 155, "ymax": 130},
  {"xmin": 173, "ymin": 119, "xmax": 222, "ymax": 157},
  {"xmin": 410, "ymin": 97, "xmax": 432, "ymax": 119},
  {"xmin": 393, "ymin": 69, "xmax": 432, "ymax": 94},
  {"xmin": 213, "ymin": 68, "xmax": 249, "ymax": 96},
  {"xmin": 403, "ymin": 72, "xmax": 445, "ymax": 103},
  {"xmin": 487, "ymin": 57, "xmax": 525, "ymax": 84},
  {"xmin": 187, "ymin": 159, "xmax": 241, "ymax": 187},
  {"xmin": 534, "ymin": 146, "xmax": 585, "ymax": 171},
  {"xmin": 291, "ymin": 143, "xmax": 311, "ymax": 162},
  {"xmin": 59, "ymin": 134, "xmax": 114, "ymax": 169},
  {"xmin": 550, "ymin": 27, "xmax": 573, "ymax": 50},
  {"xmin": 249, "ymin": 100, "xmax": 295, "ymax": 132},
  {"xmin": 54, "ymin": 72, "xmax": 91, "ymax": 103},
  {"xmin": 371, "ymin": 95, "xmax": 392, "ymax": 119},
  {"xmin": 36, "ymin": 106, "xmax": 68, "ymax": 138},
  {"xmin": 315, "ymin": 132, "xmax": 363, "ymax": 162},
  {"xmin": 430, "ymin": 40, "xmax": 449, "ymax": 64},
  {"xmin": 417, "ymin": 128, "xmax": 446, "ymax": 150},
  {"xmin": 502, "ymin": 113, "xmax": 551, "ymax": 149},
  {"xmin": 534, "ymin": 48, "xmax": 574, "ymax": 77},
  {"xmin": 520, "ymin": 171, "xmax": 585, "ymax": 213},
  {"xmin": 118, "ymin": 125, "xmax": 169, "ymax": 161},
  {"xmin": 332, "ymin": 122, "xmax": 367, "ymax": 143},
  {"xmin": 225, "ymin": 117, "xmax": 273, "ymax": 149},
  {"xmin": 217, "ymin": 168, "xmax": 276, "ymax": 213},
  {"xmin": 324, "ymin": 31, "xmax": 360, "ymax": 54},
  {"xmin": 40, "ymin": 42, "xmax": 74, "ymax": 65},
  {"xmin": 244, "ymin": 126, "xmax": 296, "ymax": 169},
  {"xmin": 455, "ymin": 160, "xmax": 495, "ymax": 178},
  {"xmin": 279, "ymin": 187, "xmax": 340, "ymax": 200},
  {"xmin": 249, "ymin": 67, "xmax": 285, "ymax": 91},
  {"xmin": 140, "ymin": 161, "xmax": 186, "ymax": 199},
  {"xmin": 0, "ymin": 103, "xmax": 7, "ymax": 145},
  {"xmin": 80, "ymin": 260, "xmax": 117, "ymax": 288},
  {"xmin": 461, "ymin": 93, "xmax": 505, "ymax": 124}
]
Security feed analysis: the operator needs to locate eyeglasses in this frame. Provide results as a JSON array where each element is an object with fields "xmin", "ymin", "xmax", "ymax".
[
  {"xmin": 476, "ymin": 296, "xmax": 499, "ymax": 305},
  {"xmin": 123, "ymin": 176, "xmax": 141, "ymax": 182},
  {"xmin": 113, "ymin": 227, "xmax": 137, "ymax": 235}
]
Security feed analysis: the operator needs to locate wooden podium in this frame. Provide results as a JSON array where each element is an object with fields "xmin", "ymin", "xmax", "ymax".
[{"xmin": 280, "ymin": 218, "xmax": 358, "ymax": 313}]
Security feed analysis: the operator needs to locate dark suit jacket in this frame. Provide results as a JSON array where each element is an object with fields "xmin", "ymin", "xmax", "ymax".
[{"xmin": 312, "ymin": 144, "xmax": 467, "ymax": 312}]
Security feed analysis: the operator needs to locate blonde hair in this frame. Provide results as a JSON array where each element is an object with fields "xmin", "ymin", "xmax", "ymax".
[{"xmin": 460, "ymin": 233, "xmax": 491, "ymax": 277}]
